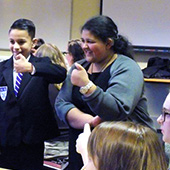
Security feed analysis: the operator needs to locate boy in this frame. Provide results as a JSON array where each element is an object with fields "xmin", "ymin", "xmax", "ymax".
[{"xmin": 0, "ymin": 18, "xmax": 67, "ymax": 170}]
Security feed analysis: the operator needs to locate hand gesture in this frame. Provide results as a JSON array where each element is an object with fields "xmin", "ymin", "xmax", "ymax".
[
  {"xmin": 14, "ymin": 54, "xmax": 33, "ymax": 73},
  {"xmin": 71, "ymin": 63, "xmax": 89, "ymax": 87},
  {"xmin": 76, "ymin": 123, "xmax": 91, "ymax": 164}
]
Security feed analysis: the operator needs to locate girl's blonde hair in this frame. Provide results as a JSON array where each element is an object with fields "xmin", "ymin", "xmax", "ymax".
[
  {"xmin": 88, "ymin": 121, "xmax": 167, "ymax": 170},
  {"xmin": 35, "ymin": 43, "xmax": 67, "ymax": 90}
]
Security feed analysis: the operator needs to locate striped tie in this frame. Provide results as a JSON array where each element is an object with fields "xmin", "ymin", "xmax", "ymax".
[{"xmin": 14, "ymin": 73, "xmax": 23, "ymax": 97}]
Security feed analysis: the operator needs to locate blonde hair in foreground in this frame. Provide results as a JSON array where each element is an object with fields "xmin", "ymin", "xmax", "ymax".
[{"xmin": 88, "ymin": 121, "xmax": 167, "ymax": 170}]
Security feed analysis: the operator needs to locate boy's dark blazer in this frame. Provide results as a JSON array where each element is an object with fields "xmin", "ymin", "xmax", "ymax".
[{"xmin": 0, "ymin": 54, "xmax": 67, "ymax": 146}]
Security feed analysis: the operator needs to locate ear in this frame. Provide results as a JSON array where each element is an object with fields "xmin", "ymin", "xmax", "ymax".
[
  {"xmin": 32, "ymin": 38, "xmax": 38, "ymax": 48},
  {"xmin": 106, "ymin": 38, "xmax": 114, "ymax": 49}
]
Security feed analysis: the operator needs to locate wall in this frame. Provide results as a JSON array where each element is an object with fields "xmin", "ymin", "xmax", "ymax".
[
  {"xmin": 0, "ymin": 50, "xmax": 11, "ymax": 62},
  {"xmin": 71, "ymin": 0, "xmax": 170, "ymax": 70},
  {"xmin": 0, "ymin": 0, "xmax": 72, "ymax": 51},
  {"xmin": 0, "ymin": 0, "xmax": 100, "ymax": 60},
  {"xmin": 71, "ymin": 0, "xmax": 100, "ymax": 39},
  {"xmin": 102, "ymin": 0, "xmax": 170, "ymax": 47},
  {"xmin": 0, "ymin": 0, "xmax": 169, "ymax": 71}
]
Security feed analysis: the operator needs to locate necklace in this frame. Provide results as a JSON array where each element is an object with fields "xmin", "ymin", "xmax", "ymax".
[{"xmin": 89, "ymin": 54, "xmax": 117, "ymax": 74}]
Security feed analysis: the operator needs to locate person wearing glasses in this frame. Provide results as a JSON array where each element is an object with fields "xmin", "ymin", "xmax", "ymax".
[
  {"xmin": 157, "ymin": 92, "xmax": 170, "ymax": 170},
  {"xmin": 157, "ymin": 93, "xmax": 170, "ymax": 143},
  {"xmin": 64, "ymin": 39, "xmax": 85, "ymax": 70}
]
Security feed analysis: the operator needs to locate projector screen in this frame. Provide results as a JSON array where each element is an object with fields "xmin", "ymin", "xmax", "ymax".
[
  {"xmin": 102, "ymin": 0, "xmax": 170, "ymax": 47},
  {"xmin": 0, "ymin": 0, "xmax": 72, "ymax": 51}
]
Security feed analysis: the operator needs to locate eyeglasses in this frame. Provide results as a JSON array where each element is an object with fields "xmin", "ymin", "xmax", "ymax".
[{"xmin": 161, "ymin": 110, "xmax": 170, "ymax": 122}]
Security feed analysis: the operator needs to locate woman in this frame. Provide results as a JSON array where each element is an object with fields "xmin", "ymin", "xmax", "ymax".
[
  {"xmin": 157, "ymin": 93, "xmax": 170, "ymax": 143},
  {"xmin": 77, "ymin": 121, "xmax": 167, "ymax": 170},
  {"xmin": 55, "ymin": 15, "xmax": 153, "ymax": 170},
  {"xmin": 65, "ymin": 39, "xmax": 85, "ymax": 69},
  {"xmin": 157, "ymin": 93, "xmax": 170, "ymax": 170}
]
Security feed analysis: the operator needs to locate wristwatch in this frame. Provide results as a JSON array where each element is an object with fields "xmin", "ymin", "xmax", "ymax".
[{"xmin": 79, "ymin": 81, "xmax": 93, "ymax": 94}]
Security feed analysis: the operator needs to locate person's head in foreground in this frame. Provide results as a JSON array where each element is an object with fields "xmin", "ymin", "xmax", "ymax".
[
  {"xmin": 84, "ymin": 121, "xmax": 167, "ymax": 170},
  {"xmin": 157, "ymin": 92, "xmax": 170, "ymax": 143}
]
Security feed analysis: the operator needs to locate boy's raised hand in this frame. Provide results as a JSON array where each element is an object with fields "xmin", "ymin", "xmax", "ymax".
[{"xmin": 14, "ymin": 54, "xmax": 33, "ymax": 73}]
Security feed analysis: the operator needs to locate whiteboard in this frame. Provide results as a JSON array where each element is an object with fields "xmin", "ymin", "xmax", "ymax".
[
  {"xmin": 0, "ymin": 0, "xmax": 72, "ymax": 51},
  {"xmin": 102, "ymin": 0, "xmax": 170, "ymax": 47}
]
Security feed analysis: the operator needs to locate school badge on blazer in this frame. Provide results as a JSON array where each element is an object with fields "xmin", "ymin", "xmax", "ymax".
[{"xmin": 0, "ymin": 86, "xmax": 8, "ymax": 101}]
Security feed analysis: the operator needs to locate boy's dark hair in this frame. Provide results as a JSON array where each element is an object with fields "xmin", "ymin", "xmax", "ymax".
[{"xmin": 9, "ymin": 18, "xmax": 36, "ymax": 39}]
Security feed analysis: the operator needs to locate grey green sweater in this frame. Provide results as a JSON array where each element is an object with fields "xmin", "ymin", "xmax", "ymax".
[{"xmin": 55, "ymin": 54, "xmax": 153, "ymax": 129}]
